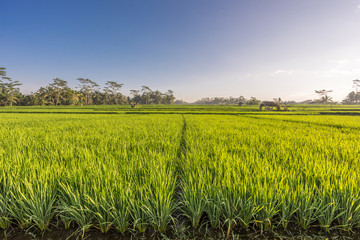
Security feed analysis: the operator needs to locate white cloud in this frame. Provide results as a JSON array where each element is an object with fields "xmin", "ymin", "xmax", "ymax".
[
  {"xmin": 271, "ymin": 69, "xmax": 299, "ymax": 75},
  {"xmin": 328, "ymin": 59, "xmax": 349, "ymax": 65},
  {"xmin": 358, "ymin": 4, "xmax": 360, "ymax": 9},
  {"xmin": 328, "ymin": 68, "xmax": 354, "ymax": 75},
  {"xmin": 311, "ymin": 68, "xmax": 354, "ymax": 78},
  {"xmin": 319, "ymin": 58, "xmax": 360, "ymax": 77}
]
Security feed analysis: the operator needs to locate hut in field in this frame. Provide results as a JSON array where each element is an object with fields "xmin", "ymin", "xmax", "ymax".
[
  {"xmin": 130, "ymin": 102, "xmax": 140, "ymax": 108},
  {"xmin": 259, "ymin": 101, "xmax": 281, "ymax": 111}
]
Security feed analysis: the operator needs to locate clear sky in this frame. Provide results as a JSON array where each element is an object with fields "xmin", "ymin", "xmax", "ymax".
[{"xmin": 2, "ymin": 0, "xmax": 360, "ymax": 102}]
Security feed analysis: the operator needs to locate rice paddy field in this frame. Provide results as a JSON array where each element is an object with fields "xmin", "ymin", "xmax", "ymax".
[{"xmin": 1, "ymin": 105, "xmax": 360, "ymax": 239}]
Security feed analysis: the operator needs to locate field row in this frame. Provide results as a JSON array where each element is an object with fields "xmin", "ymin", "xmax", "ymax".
[{"xmin": 0, "ymin": 113, "xmax": 360, "ymax": 236}]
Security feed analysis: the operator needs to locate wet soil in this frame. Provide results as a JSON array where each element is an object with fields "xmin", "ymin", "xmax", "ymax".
[{"xmin": 2, "ymin": 224, "xmax": 360, "ymax": 240}]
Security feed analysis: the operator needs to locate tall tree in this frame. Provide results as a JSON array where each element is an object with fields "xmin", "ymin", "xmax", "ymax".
[
  {"xmin": 151, "ymin": 90, "xmax": 163, "ymax": 104},
  {"xmin": 130, "ymin": 90, "xmax": 141, "ymax": 104},
  {"xmin": 342, "ymin": 79, "xmax": 360, "ymax": 104},
  {"xmin": 353, "ymin": 79, "xmax": 360, "ymax": 103},
  {"xmin": 50, "ymin": 78, "xmax": 68, "ymax": 105},
  {"xmin": 315, "ymin": 89, "xmax": 333, "ymax": 104},
  {"xmin": 0, "ymin": 68, "xmax": 22, "ymax": 106},
  {"xmin": 353, "ymin": 79, "xmax": 360, "ymax": 93},
  {"xmin": 164, "ymin": 90, "xmax": 175, "ymax": 104},
  {"xmin": 342, "ymin": 91, "xmax": 360, "ymax": 105},
  {"xmin": 77, "ymin": 78, "xmax": 99, "ymax": 105},
  {"xmin": 0, "ymin": 67, "xmax": 6, "ymax": 78},
  {"xmin": 34, "ymin": 86, "xmax": 54, "ymax": 105},
  {"xmin": 141, "ymin": 86, "xmax": 152, "ymax": 104},
  {"xmin": 0, "ymin": 69, "xmax": 177, "ymax": 106},
  {"xmin": 104, "ymin": 81, "xmax": 124, "ymax": 104}
]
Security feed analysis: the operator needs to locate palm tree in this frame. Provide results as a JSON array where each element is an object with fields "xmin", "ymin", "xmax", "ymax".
[
  {"xmin": 141, "ymin": 86, "xmax": 152, "ymax": 104},
  {"xmin": 35, "ymin": 87, "xmax": 51, "ymax": 105},
  {"xmin": 315, "ymin": 89, "xmax": 333, "ymax": 104}
]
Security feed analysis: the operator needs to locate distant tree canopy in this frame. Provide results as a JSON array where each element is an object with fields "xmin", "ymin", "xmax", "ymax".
[
  {"xmin": 195, "ymin": 96, "xmax": 250, "ymax": 105},
  {"xmin": 342, "ymin": 91, "xmax": 360, "ymax": 105},
  {"xmin": 0, "ymin": 67, "xmax": 176, "ymax": 106},
  {"xmin": 342, "ymin": 79, "xmax": 360, "ymax": 104},
  {"xmin": 4, "ymin": 67, "xmax": 360, "ymax": 106},
  {"xmin": 0, "ymin": 67, "xmax": 22, "ymax": 106},
  {"xmin": 174, "ymin": 99, "xmax": 188, "ymax": 105},
  {"xmin": 129, "ymin": 86, "xmax": 175, "ymax": 105},
  {"xmin": 246, "ymin": 97, "xmax": 261, "ymax": 105},
  {"xmin": 193, "ymin": 96, "xmax": 264, "ymax": 105}
]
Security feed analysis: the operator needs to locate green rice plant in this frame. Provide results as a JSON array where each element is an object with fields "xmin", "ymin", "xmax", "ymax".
[
  {"xmin": 221, "ymin": 190, "xmax": 241, "ymax": 238},
  {"xmin": 7, "ymin": 183, "xmax": 33, "ymax": 230},
  {"xmin": 315, "ymin": 192, "xmax": 344, "ymax": 231},
  {"xmin": 21, "ymin": 181, "xmax": 56, "ymax": 232},
  {"xmin": 108, "ymin": 189, "xmax": 130, "ymax": 234},
  {"xmin": 143, "ymin": 171, "xmax": 176, "ymax": 232},
  {"xmin": 338, "ymin": 194, "xmax": 360, "ymax": 230},
  {"xmin": 0, "ymin": 196, "xmax": 11, "ymax": 229},
  {"xmin": 1, "ymin": 109, "xmax": 360, "ymax": 236},
  {"xmin": 0, "ymin": 178, "xmax": 11, "ymax": 230},
  {"xmin": 58, "ymin": 182, "xmax": 93, "ymax": 236},
  {"xmin": 294, "ymin": 192, "xmax": 322, "ymax": 230},
  {"xmin": 180, "ymin": 114, "xmax": 360, "ymax": 234},
  {"xmin": 204, "ymin": 189, "xmax": 223, "ymax": 229},
  {"xmin": 180, "ymin": 175, "xmax": 206, "ymax": 228},
  {"xmin": 254, "ymin": 200, "xmax": 280, "ymax": 232},
  {"xmin": 8, "ymin": 182, "xmax": 56, "ymax": 232},
  {"xmin": 0, "ymin": 113, "xmax": 183, "ymax": 235},
  {"xmin": 130, "ymin": 189, "xmax": 150, "ymax": 233},
  {"xmin": 236, "ymin": 196, "xmax": 262, "ymax": 230},
  {"xmin": 86, "ymin": 195, "xmax": 113, "ymax": 234},
  {"xmin": 278, "ymin": 197, "xmax": 298, "ymax": 229}
]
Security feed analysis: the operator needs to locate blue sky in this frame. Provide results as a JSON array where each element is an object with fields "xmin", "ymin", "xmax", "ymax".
[{"xmin": 2, "ymin": 0, "xmax": 360, "ymax": 102}]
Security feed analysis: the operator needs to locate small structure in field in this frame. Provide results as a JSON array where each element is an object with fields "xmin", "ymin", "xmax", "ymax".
[
  {"xmin": 259, "ymin": 101, "xmax": 290, "ymax": 111},
  {"xmin": 130, "ymin": 102, "xmax": 140, "ymax": 108},
  {"xmin": 259, "ymin": 101, "xmax": 281, "ymax": 111}
]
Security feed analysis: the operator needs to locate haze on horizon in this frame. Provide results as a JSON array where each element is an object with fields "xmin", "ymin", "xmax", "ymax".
[{"xmin": 1, "ymin": 0, "xmax": 360, "ymax": 102}]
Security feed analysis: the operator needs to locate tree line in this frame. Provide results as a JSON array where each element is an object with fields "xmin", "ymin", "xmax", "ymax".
[
  {"xmin": 192, "ymin": 80, "xmax": 360, "ymax": 105},
  {"xmin": 2, "ymin": 67, "xmax": 360, "ymax": 106},
  {"xmin": 192, "ymin": 96, "xmax": 261, "ymax": 105},
  {"xmin": 0, "ymin": 68, "xmax": 175, "ymax": 106},
  {"xmin": 342, "ymin": 79, "xmax": 360, "ymax": 104},
  {"xmin": 312, "ymin": 80, "xmax": 360, "ymax": 105}
]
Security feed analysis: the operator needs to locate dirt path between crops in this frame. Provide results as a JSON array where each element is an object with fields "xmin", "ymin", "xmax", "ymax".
[{"xmin": 173, "ymin": 114, "xmax": 188, "ymax": 233}]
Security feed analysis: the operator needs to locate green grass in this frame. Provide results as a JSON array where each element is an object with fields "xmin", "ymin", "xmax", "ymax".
[{"xmin": 0, "ymin": 106, "xmax": 360, "ymax": 237}]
